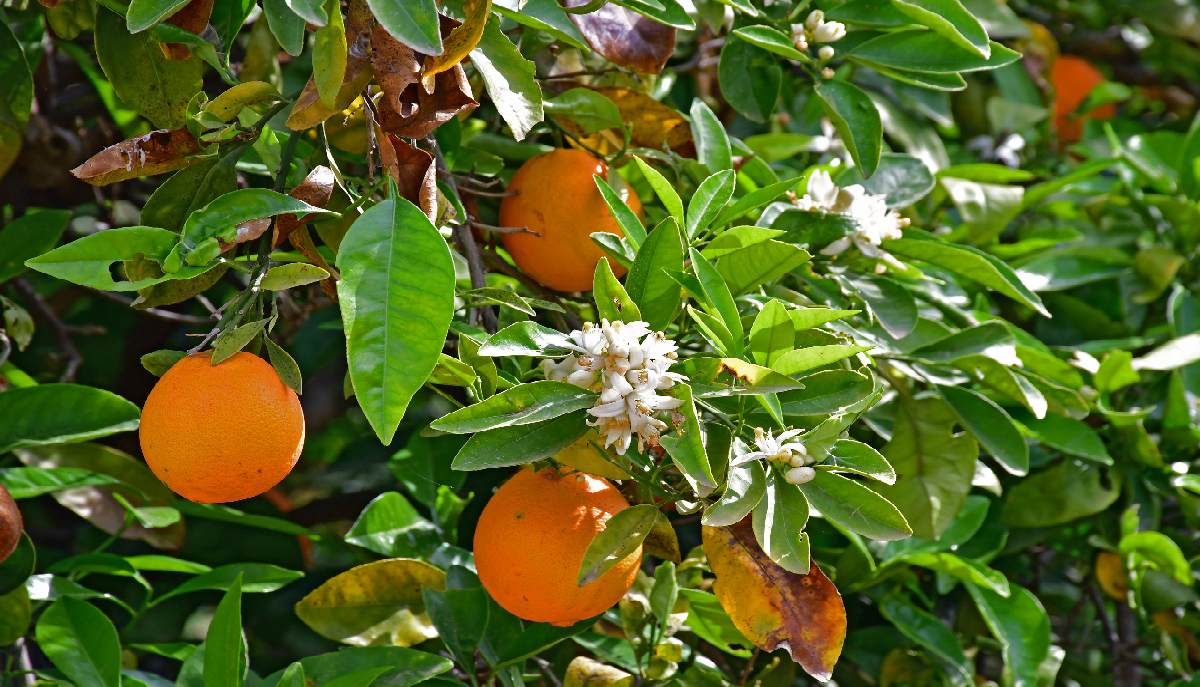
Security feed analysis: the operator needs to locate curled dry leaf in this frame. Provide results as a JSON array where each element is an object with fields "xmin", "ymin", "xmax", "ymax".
[
  {"xmin": 372, "ymin": 21, "xmax": 477, "ymax": 139},
  {"xmin": 557, "ymin": 87, "xmax": 693, "ymax": 156},
  {"xmin": 160, "ymin": 0, "xmax": 215, "ymax": 60},
  {"xmin": 419, "ymin": 0, "xmax": 491, "ymax": 90},
  {"xmin": 564, "ymin": 0, "xmax": 676, "ymax": 74},
  {"xmin": 274, "ymin": 165, "xmax": 338, "ymax": 245},
  {"xmin": 702, "ymin": 520, "xmax": 846, "ymax": 681},
  {"xmin": 70, "ymin": 129, "xmax": 201, "ymax": 187},
  {"xmin": 376, "ymin": 133, "xmax": 436, "ymax": 222}
]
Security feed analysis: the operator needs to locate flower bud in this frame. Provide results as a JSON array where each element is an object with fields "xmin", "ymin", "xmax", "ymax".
[
  {"xmin": 786, "ymin": 466, "xmax": 816, "ymax": 485},
  {"xmin": 818, "ymin": 46, "xmax": 835, "ymax": 61},
  {"xmin": 805, "ymin": 10, "xmax": 824, "ymax": 32},
  {"xmin": 814, "ymin": 21, "xmax": 846, "ymax": 43}
]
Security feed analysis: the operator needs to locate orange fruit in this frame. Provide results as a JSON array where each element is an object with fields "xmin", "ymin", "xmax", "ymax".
[
  {"xmin": 1051, "ymin": 55, "xmax": 1116, "ymax": 143},
  {"xmin": 473, "ymin": 467, "xmax": 641, "ymax": 626},
  {"xmin": 139, "ymin": 351, "xmax": 305, "ymax": 504},
  {"xmin": 0, "ymin": 484, "xmax": 22, "ymax": 563},
  {"xmin": 499, "ymin": 149, "xmax": 641, "ymax": 292}
]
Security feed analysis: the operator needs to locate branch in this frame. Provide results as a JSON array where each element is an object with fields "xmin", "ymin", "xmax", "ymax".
[
  {"xmin": 88, "ymin": 290, "xmax": 216, "ymax": 325},
  {"xmin": 13, "ymin": 278, "xmax": 84, "ymax": 382}
]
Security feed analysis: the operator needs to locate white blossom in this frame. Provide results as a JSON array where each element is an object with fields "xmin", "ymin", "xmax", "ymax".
[
  {"xmin": 804, "ymin": 10, "xmax": 846, "ymax": 43},
  {"xmin": 736, "ymin": 428, "xmax": 816, "ymax": 485},
  {"xmin": 818, "ymin": 46, "xmax": 836, "ymax": 61},
  {"xmin": 543, "ymin": 320, "xmax": 687, "ymax": 455},
  {"xmin": 795, "ymin": 170, "xmax": 909, "ymax": 271}
]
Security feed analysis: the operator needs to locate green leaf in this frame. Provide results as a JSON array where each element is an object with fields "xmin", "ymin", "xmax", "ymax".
[
  {"xmin": 773, "ymin": 345, "xmax": 872, "ymax": 376},
  {"xmin": 0, "ymin": 384, "xmax": 140, "ymax": 453},
  {"xmin": 876, "ymin": 396, "xmax": 978, "ymax": 538},
  {"xmin": 751, "ymin": 470, "xmax": 810, "ymax": 574},
  {"xmin": 204, "ymin": 574, "xmax": 247, "ymax": 687},
  {"xmin": 431, "ymin": 381, "xmax": 597, "ymax": 433},
  {"xmin": 690, "ymin": 98, "xmax": 732, "ymax": 173},
  {"xmin": 141, "ymin": 349, "xmax": 187, "ymax": 376},
  {"xmin": 265, "ymin": 338, "xmax": 303, "ymax": 394},
  {"xmin": 779, "ymin": 370, "xmax": 874, "ymax": 417},
  {"xmin": 632, "ymin": 157, "xmax": 683, "ymax": 226},
  {"xmin": 35, "ymin": 597, "xmax": 122, "ymax": 687},
  {"xmin": 276, "ymin": 662, "xmax": 306, "ymax": 687},
  {"xmin": 685, "ymin": 171, "xmax": 736, "ymax": 239},
  {"xmin": 749, "ymin": 300, "xmax": 795, "ymax": 367},
  {"xmin": 1013, "ymin": 412, "xmax": 1111, "ymax": 465},
  {"xmin": 849, "ymin": 30, "xmax": 1020, "ymax": 74},
  {"xmin": 367, "ymin": 0, "xmax": 441, "ymax": 54},
  {"xmin": 718, "ymin": 38, "xmax": 781, "ymax": 122},
  {"xmin": 210, "ymin": 318, "xmax": 270, "ymax": 365},
  {"xmin": 337, "ymin": 198, "xmax": 456, "ymax": 445},
  {"xmin": 886, "ymin": 231, "xmax": 1049, "ymax": 316},
  {"xmin": 344, "ymin": 492, "xmax": 440, "ymax": 558},
  {"xmin": 471, "ymin": 17, "xmax": 543, "ymax": 141},
  {"xmin": 593, "ymin": 259, "xmax": 641, "ymax": 322},
  {"xmin": 577, "ymin": 504, "xmax": 658, "ymax": 585},
  {"xmin": 814, "ymin": 80, "xmax": 882, "ymax": 177},
  {"xmin": 823, "ymin": 439, "xmax": 896, "ymax": 485},
  {"xmin": 284, "ymin": 0, "xmax": 326, "ymax": 26},
  {"xmin": 259, "ymin": 647, "xmax": 451, "ymax": 687},
  {"xmin": 1132, "ymin": 334, "xmax": 1200, "ymax": 371},
  {"xmin": 94, "ymin": 8, "xmax": 204, "ymax": 129},
  {"xmin": 877, "ymin": 593, "xmax": 973, "ymax": 683},
  {"xmin": 451, "ymin": 412, "xmax": 588, "ymax": 471},
  {"xmin": 702, "ymin": 460, "xmax": 766, "ymax": 527},
  {"xmin": 799, "ymin": 471, "xmax": 911, "ymax": 540},
  {"xmin": 690, "ymin": 249, "xmax": 743, "ymax": 350},
  {"xmin": 0, "ymin": 22, "xmax": 31, "ymax": 181},
  {"xmin": 966, "ymin": 583, "xmax": 1051, "ymax": 687},
  {"xmin": 716, "ymin": 240, "xmax": 810, "ymax": 295},
  {"xmin": 839, "ymin": 153, "xmax": 936, "ymax": 207},
  {"xmin": 158, "ymin": 563, "xmax": 303, "ymax": 602},
  {"xmin": 626, "ymin": 219, "xmax": 685, "ymax": 329},
  {"xmin": 1095, "ymin": 350, "xmax": 1139, "ymax": 393},
  {"xmin": 168, "ymin": 189, "xmax": 331, "ymax": 270},
  {"xmin": 660, "ymin": 383, "xmax": 717, "ymax": 497},
  {"xmin": 544, "ymin": 88, "xmax": 622, "ymax": 133},
  {"xmin": 788, "ymin": 307, "xmax": 861, "ymax": 330},
  {"xmin": 313, "ymin": 0, "xmax": 348, "ymax": 109},
  {"xmin": 1001, "ymin": 459, "xmax": 1119, "ymax": 528},
  {"xmin": 679, "ymin": 589, "xmax": 752, "ymax": 657},
  {"xmin": 25, "ymin": 227, "xmax": 216, "ymax": 291},
  {"xmin": 295, "ymin": 559, "xmax": 446, "ymax": 647},
  {"xmin": 731, "ymin": 25, "xmax": 808, "ymax": 61},
  {"xmin": 650, "ymin": 562, "xmax": 679, "ymax": 625},
  {"xmin": 262, "ymin": 263, "xmax": 333, "ymax": 291},
  {"xmin": 892, "ymin": 0, "xmax": 991, "ymax": 57},
  {"xmin": 0, "ymin": 467, "xmax": 123, "ymax": 499},
  {"xmin": 939, "ymin": 386, "xmax": 1029, "ymax": 476},
  {"xmin": 711, "ymin": 176, "xmax": 803, "ymax": 227},
  {"xmin": 264, "ymin": 0, "xmax": 306, "ymax": 55},
  {"xmin": 594, "ymin": 174, "xmax": 647, "ymax": 247},
  {"xmin": 477, "ymin": 322, "xmax": 573, "ymax": 357},
  {"xmin": 0, "ymin": 210, "xmax": 71, "ymax": 283}
]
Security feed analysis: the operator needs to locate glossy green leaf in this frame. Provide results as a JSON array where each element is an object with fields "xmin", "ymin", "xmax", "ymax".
[
  {"xmin": 748, "ymin": 300, "xmax": 794, "ymax": 367},
  {"xmin": 471, "ymin": 17, "xmax": 543, "ymax": 140},
  {"xmin": 751, "ymin": 470, "xmax": 811, "ymax": 574},
  {"xmin": 594, "ymin": 174, "xmax": 647, "ymax": 247},
  {"xmin": 773, "ymin": 344, "xmax": 872, "ymax": 376},
  {"xmin": 685, "ymin": 170, "xmax": 736, "ymax": 238},
  {"xmin": 849, "ymin": 30, "xmax": 1020, "ymax": 74},
  {"xmin": 877, "ymin": 593, "xmax": 973, "ymax": 683},
  {"xmin": 814, "ymin": 80, "xmax": 882, "ymax": 177},
  {"xmin": 892, "ymin": 0, "xmax": 990, "ymax": 57},
  {"xmin": 25, "ymin": 227, "xmax": 216, "ymax": 291},
  {"xmin": 431, "ymin": 381, "xmax": 596, "ymax": 433},
  {"xmin": 0, "ymin": 385, "xmax": 139, "ymax": 453},
  {"xmin": 169, "ymin": 189, "xmax": 330, "ymax": 270},
  {"xmin": 345, "ymin": 492, "xmax": 440, "ymax": 558},
  {"xmin": 702, "ymin": 460, "xmax": 766, "ymax": 526},
  {"xmin": 35, "ymin": 597, "xmax": 122, "ymax": 687},
  {"xmin": 716, "ymin": 240, "xmax": 810, "ymax": 294},
  {"xmin": 203, "ymin": 574, "xmax": 247, "ymax": 687},
  {"xmin": 659, "ymin": 383, "xmax": 717, "ymax": 497},
  {"xmin": 632, "ymin": 157, "xmax": 683, "ymax": 226},
  {"xmin": 367, "ymin": 0, "xmax": 441, "ymax": 54},
  {"xmin": 690, "ymin": 98, "xmax": 732, "ymax": 173},
  {"xmin": 593, "ymin": 258, "xmax": 641, "ymax": 322},
  {"xmin": 626, "ymin": 219, "xmax": 685, "ymax": 329},
  {"xmin": 0, "ymin": 210, "xmax": 71, "ymax": 283},
  {"xmin": 476, "ymin": 321, "xmax": 573, "ymax": 357},
  {"xmin": 823, "ymin": 439, "xmax": 896, "ymax": 485},
  {"xmin": 451, "ymin": 411, "xmax": 588, "ymax": 471},
  {"xmin": 1001, "ymin": 460, "xmax": 1119, "ymax": 528},
  {"xmin": 966, "ymin": 583, "xmax": 1051, "ymax": 687},
  {"xmin": 799, "ymin": 471, "xmax": 911, "ymax": 541},
  {"xmin": 940, "ymin": 386, "xmax": 1029, "ymax": 476},
  {"xmin": 577, "ymin": 504, "xmax": 657, "ymax": 585}
]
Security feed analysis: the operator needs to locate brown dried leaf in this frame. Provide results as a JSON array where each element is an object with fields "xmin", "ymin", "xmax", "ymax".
[
  {"xmin": 420, "ymin": 0, "xmax": 491, "ymax": 90},
  {"xmin": 372, "ymin": 26, "xmax": 478, "ymax": 138},
  {"xmin": 289, "ymin": 226, "xmax": 339, "ymax": 301},
  {"xmin": 702, "ymin": 520, "xmax": 846, "ymax": 681},
  {"xmin": 560, "ymin": 87, "xmax": 692, "ymax": 156},
  {"xmin": 287, "ymin": 58, "xmax": 374, "ymax": 131},
  {"xmin": 70, "ymin": 129, "xmax": 202, "ymax": 186},
  {"xmin": 565, "ymin": 1, "xmax": 676, "ymax": 74},
  {"xmin": 160, "ymin": 0, "xmax": 215, "ymax": 60},
  {"xmin": 377, "ymin": 133, "xmax": 436, "ymax": 221},
  {"xmin": 274, "ymin": 165, "xmax": 338, "ymax": 245}
]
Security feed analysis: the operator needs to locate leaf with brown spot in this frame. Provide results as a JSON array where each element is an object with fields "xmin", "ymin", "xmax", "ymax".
[
  {"xmin": 287, "ymin": 58, "xmax": 373, "ymax": 131},
  {"xmin": 419, "ymin": 0, "xmax": 490, "ymax": 90},
  {"xmin": 565, "ymin": 1, "xmax": 675, "ymax": 74},
  {"xmin": 160, "ymin": 0, "xmax": 215, "ymax": 60},
  {"xmin": 377, "ymin": 133, "xmax": 436, "ymax": 221},
  {"xmin": 372, "ymin": 26, "xmax": 477, "ymax": 138},
  {"xmin": 70, "ymin": 129, "xmax": 202, "ymax": 186},
  {"xmin": 702, "ymin": 520, "xmax": 846, "ymax": 681},
  {"xmin": 559, "ymin": 87, "xmax": 692, "ymax": 156},
  {"xmin": 274, "ymin": 165, "xmax": 338, "ymax": 245}
]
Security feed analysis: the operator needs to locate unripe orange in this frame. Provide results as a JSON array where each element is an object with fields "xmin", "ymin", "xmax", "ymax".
[
  {"xmin": 473, "ymin": 467, "xmax": 641, "ymax": 626},
  {"xmin": 139, "ymin": 351, "xmax": 305, "ymax": 503},
  {"xmin": 499, "ymin": 149, "xmax": 640, "ymax": 292}
]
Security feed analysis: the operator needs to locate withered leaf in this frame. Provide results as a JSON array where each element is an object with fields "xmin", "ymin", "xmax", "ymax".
[
  {"xmin": 377, "ymin": 133, "xmax": 436, "ymax": 221},
  {"xmin": 702, "ymin": 520, "xmax": 846, "ymax": 681},
  {"xmin": 565, "ymin": 1, "xmax": 676, "ymax": 74},
  {"xmin": 372, "ymin": 26, "xmax": 477, "ymax": 138},
  {"xmin": 161, "ymin": 0, "xmax": 215, "ymax": 60},
  {"xmin": 289, "ymin": 225, "xmax": 339, "ymax": 301},
  {"xmin": 274, "ymin": 165, "xmax": 337, "ymax": 245},
  {"xmin": 287, "ymin": 57, "xmax": 373, "ymax": 131},
  {"xmin": 420, "ymin": 0, "xmax": 491, "ymax": 90},
  {"xmin": 70, "ymin": 129, "xmax": 202, "ymax": 186},
  {"xmin": 559, "ymin": 87, "xmax": 692, "ymax": 156}
]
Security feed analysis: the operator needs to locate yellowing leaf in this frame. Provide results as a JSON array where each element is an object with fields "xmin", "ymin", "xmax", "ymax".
[
  {"xmin": 420, "ymin": 0, "xmax": 491, "ymax": 90},
  {"xmin": 287, "ymin": 58, "xmax": 373, "ymax": 131},
  {"xmin": 202, "ymin": 81, "xmax": 280, "ymax": 123},
  {"xmin": 560, "ymin": 87, "xmax": 692, "ymax": 156},
  {"xmin": 313, "ymin": 0, "xmax": 348, "ymax": 109},
  {"xmin": 294, "ymin": 558, "xmax": 446, "ymax": 647},
  {"xmin": 1094, "ymin": 551, "xmax": 1128, "ymax": 601},
  {"xmin": 553, "ymin": 431, "xmax": 631, "ymax": 480},
  {"xmin": 702, "ymin": 521, "xmax": 846, "ymax": 681}
]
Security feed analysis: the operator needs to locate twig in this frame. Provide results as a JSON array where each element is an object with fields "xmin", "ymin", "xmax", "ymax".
[
  {"xmin": 14, "ymin": 637, "xmax": 36, "ymax": 687},
  {"xmin": 737, "ymin": 646, "xmax": 761, "ymax": 687},
  {"xmin": 470, "ymin": 221, "xmax": 537, "ymax": 235},
  {"xmin": 533, "ymin": 658, "xmax": 562, "ymax": 687},
  {"xmin": 88, "ymin": 290, "xmax": 216, "ymax": 325},
  {"xmin": 13, "ymin": 278, "xmax": 84, "ymax": 381},
  {"xmin": 430, "ymin": 139, "xmax": 498, "ymax": 332}
]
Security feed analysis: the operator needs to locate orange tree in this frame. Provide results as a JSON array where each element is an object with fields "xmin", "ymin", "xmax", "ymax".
[{"xmin": 0, "ymin": 0, "xmax": 1198, "ymax": 685}]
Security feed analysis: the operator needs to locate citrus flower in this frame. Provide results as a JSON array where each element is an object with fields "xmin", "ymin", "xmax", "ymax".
[
  {"xmin": 542, "ymin": 320, "xmax": 686, "ymax": 455},
  {"xmin": 796, "ymin": 170, "xmax": 909, "ymax": 271},
  {"xmin": 737, "ymin": 427, "xmax": 816, "ymax": 485}
]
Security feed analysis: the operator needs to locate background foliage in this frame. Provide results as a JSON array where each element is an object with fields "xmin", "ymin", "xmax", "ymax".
[{"xmin": 0, "ymin": 0, "xmax": 1198, "ymax": 685}]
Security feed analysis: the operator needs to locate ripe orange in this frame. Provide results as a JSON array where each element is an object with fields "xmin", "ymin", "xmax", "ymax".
[
  {"xmin": 1051, "ymin": 55, "xmax": 1115, "ymax": 143},
  {"xmin": 139, "ymin": 351, "xmax": 305, "ymax": 503},
  {"xmin": 499, "ymin": 149, "xmax": 641, "ymax": 293},
  {"xmin": 473, "ymin": 467, "xmax": 641, "ymax": 626},
  {"xmin": 0, "ymin": 484, "xmax": 22, "ymax": 563}
]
